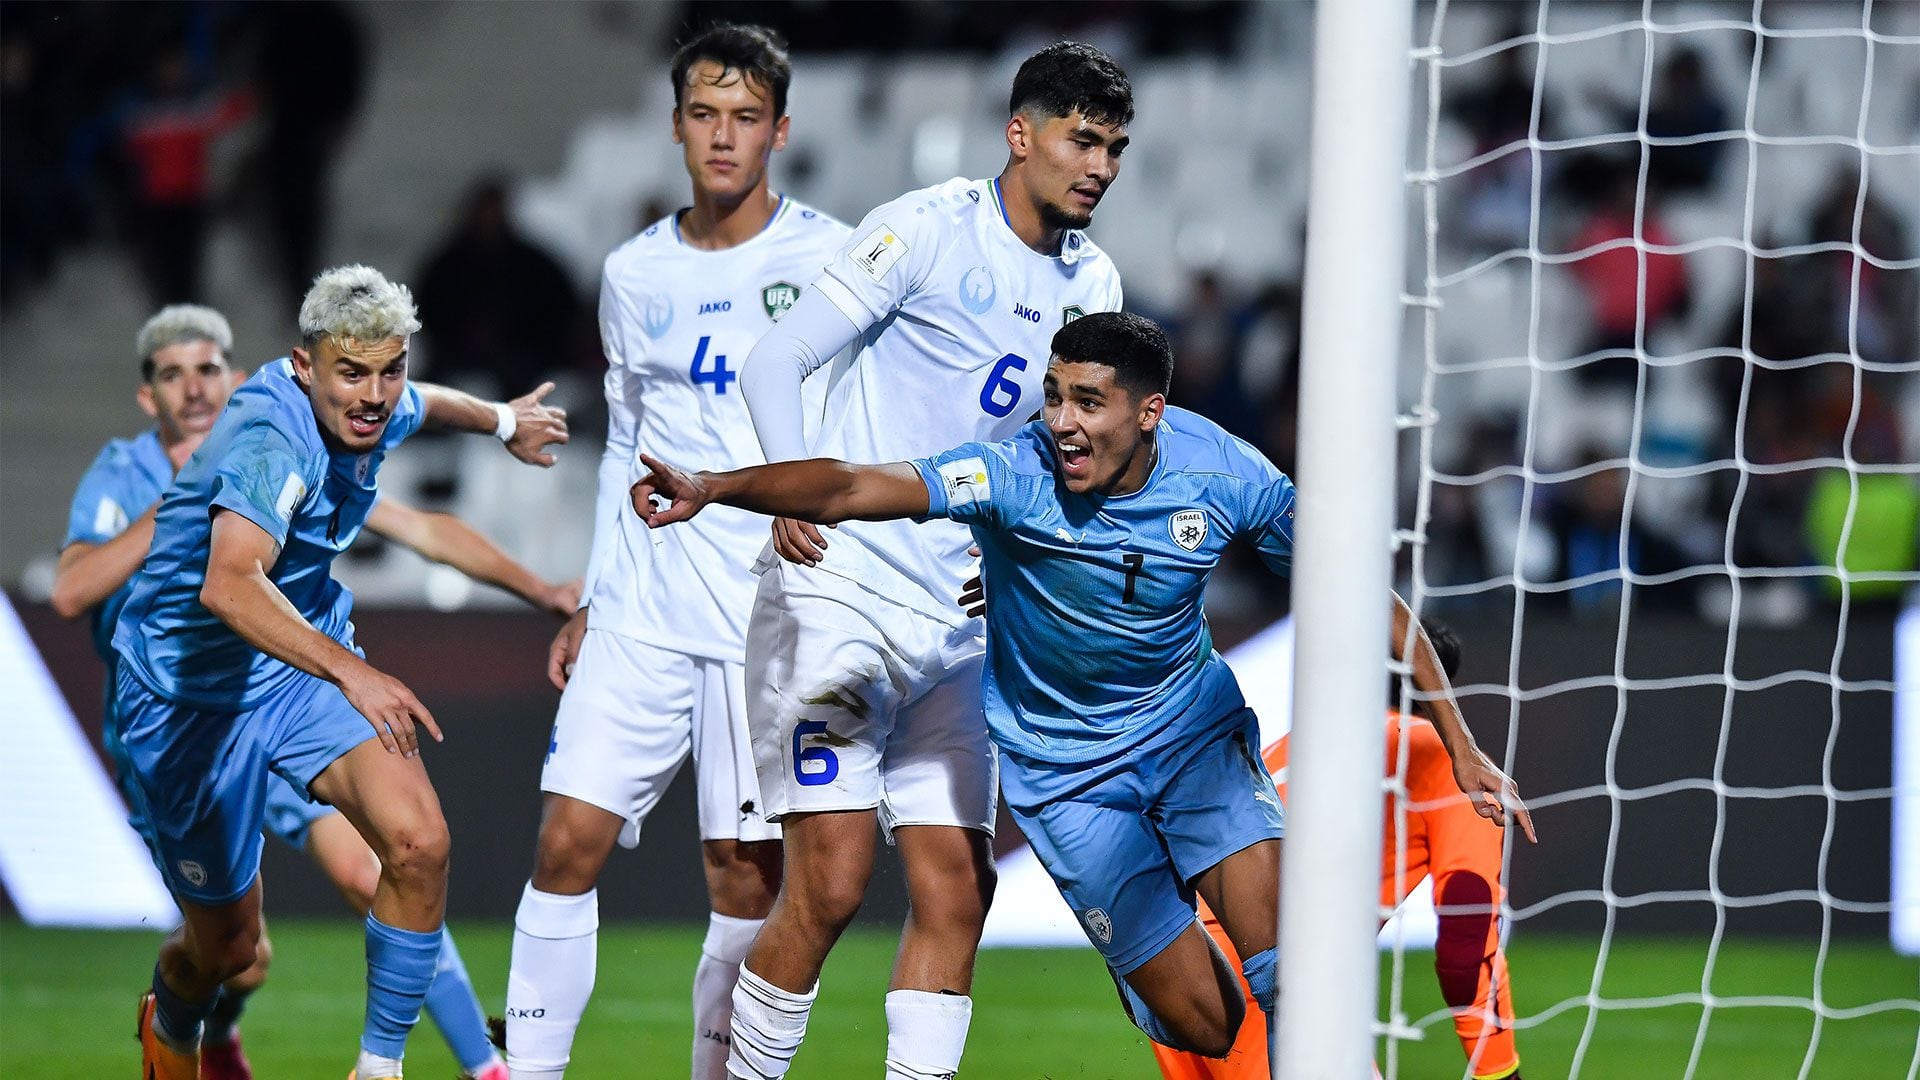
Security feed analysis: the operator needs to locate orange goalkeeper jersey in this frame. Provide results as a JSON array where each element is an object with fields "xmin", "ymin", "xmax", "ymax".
[{"xmin": 1151, "ymin": 712, "xmax": 1519, "ymax": 1080}]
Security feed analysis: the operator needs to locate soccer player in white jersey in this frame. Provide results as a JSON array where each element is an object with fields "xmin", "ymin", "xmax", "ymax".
[
  {"xmin": 502, "ymin": 25, "xmax": 848, "ymax": 1080},
  {"xmin": 726, "ymin": 42, "xmax": 1133, "ymax": 1080}
]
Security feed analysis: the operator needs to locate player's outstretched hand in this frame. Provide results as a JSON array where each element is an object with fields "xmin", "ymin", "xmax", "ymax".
[
  {"xmin": 544, "ymin": 578, "xmax": 584, "ymax": 619},
  {"xmin": 1456, "ymin": 748, "xmax": 1536, "ymax": 843},
  {"xmin": 505, "ymin": 381, "xmax": 570, "ymax": 466},
  {"xmin": 630, "ymin": 453, "xmax": 710, "ymax": 527},
  {"xmin": 958, "ymin": 545, "xmax": 985, "ymax": 618},
  {"xmin": 772, "ymin": 517, "xmax": 832, "ymax": 567},
  {"xmin": 548, "ymin": 607, "xmax": 588, "ymax": 691},
  {"xmin": 340, "ymin": 662, "xmax": 442, "ymax": 757}
]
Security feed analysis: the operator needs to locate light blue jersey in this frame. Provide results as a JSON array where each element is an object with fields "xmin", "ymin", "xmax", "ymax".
[
  {"xmin": 911, "ymin": 406, "xmax": 1296, "ymax": 803},
  {"xmin": 62, "ymin": 430, "xmax": 172, "ymax": 660},
  {"xmin": 113, "ymin": 358, "xmax": 424, "ymax": 711}
]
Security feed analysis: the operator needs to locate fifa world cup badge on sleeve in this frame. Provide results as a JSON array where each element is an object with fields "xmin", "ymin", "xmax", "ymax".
[
  {"xmin": 937, "ymin": 458, "xmax": 992, "ymax": 512},
  {"xmin": 851, "ymin": 225, "xmax": 908, "ymax": 282}
]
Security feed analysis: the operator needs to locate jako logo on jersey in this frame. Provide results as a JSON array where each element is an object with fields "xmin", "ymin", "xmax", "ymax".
[
  {"xmin": 1169, "ymin": 509, "xmax": 1208, "ymax": 552},
  {"xmin": 959, "ymin": 266, "xmax": 996, "ymax": 315},
  {"xmin": 1062, "ymin": 305, "xmax": 1086, "ymax": 325},
  {"xmin": 762, "ymin": 281, "xmax": 800, "ymax": 321},
  {"xmin": 642, "ymin": 294, "xmax": 674, "ymax": 339},
  {"xmin": 1084, "ymin": 908, "xmax": 1113, "ymax": 945},
  {"xmin": 176, "ymin": 860, "xmax": 208, "ymax": 888},
  {"xmin": 698, "ymin": 300, "xmax": 732, "ymax": 314},
  {"xmin": 1012, "ymin": 302, "xmax": 1042, "ymax": 323},
  {"xmin": 852, "ymin": 224, "xmax": 907, "ymax": 282}
]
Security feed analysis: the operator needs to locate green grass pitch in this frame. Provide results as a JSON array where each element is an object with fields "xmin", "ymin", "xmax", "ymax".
[{"xmin": 2, "ymin": 920, "xmax": 1913, "ymax": 1078}]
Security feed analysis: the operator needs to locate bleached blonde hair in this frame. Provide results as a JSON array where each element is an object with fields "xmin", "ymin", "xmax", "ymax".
[
  {"xmin": 297, "ymin": 264, "xmax": 421, "ymax": 348},
  {"xmin": 136, "ymin": 304, "xmax": 233, "ymax": 370}
]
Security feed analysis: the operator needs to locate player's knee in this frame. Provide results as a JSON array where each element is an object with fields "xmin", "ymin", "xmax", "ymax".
[
  {"xmin": 205, "ymin": 930, "xmax": 261, "ymax": 984},
  {"xmin": 532, "ymin": 816, "xmax": 612, "ymax": 893},
  {"xmin": 790, "ymin": 870, "xmax": 867, "ymax": 931},
  {"xmin": 382, "ymin": 815, "xmax": 451, "ymax": 884},
  {"xmin": 225, "ymin": 934, "xmax": 271, "ymax": 994}
]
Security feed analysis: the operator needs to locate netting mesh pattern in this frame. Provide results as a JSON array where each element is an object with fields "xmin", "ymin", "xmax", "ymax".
[{"xmin": 1387, "ymin": 2, "xmax": 1920, "ymax": 1076}]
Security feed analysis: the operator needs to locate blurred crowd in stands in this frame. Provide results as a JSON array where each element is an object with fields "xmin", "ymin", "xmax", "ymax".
[{"xmin": 4, "ymin": 2, "xmax": 1912, "ymax": 622}]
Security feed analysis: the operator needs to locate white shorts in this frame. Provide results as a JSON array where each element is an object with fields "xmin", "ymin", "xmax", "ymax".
[
  {"xmin": 541, "ymin": 628, "xmax": 778, "ymax": 846},
  {"xmin": 746, "ymin": 560, "xmax": 997, "ymax": 837}
]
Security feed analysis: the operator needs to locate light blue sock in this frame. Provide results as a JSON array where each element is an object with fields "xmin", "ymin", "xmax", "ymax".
[
  {"xmin": 363, "ymin": 914, "xmax": 442, "ymax": 1059},
  {"xmin": 1241, "ymin": 946, "xmax": 1277, "ymax": 1018},
  {"xmin": 423, "ymin": 926, "xmax": 498, "ymax": 1072}
]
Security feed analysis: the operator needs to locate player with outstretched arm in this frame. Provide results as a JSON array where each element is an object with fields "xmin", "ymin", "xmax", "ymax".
[
  {"xmin": 635, "ymin": 312, "xmax": 1533, "ymax": 1061},
  {"xmin": 55, "ymin": 303, "xmax": 575, "ymax": 1080},
  {"xmin": 112, "ymin": 267, "xmax": 567, "ymax": 1080}
]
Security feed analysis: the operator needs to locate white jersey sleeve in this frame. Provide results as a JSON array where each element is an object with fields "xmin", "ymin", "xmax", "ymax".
[
  {"xmin": 580, "ymin": 197, "xmax": 851, "ymax": 660},
  {"xmin": 812, "ymin": 199, "xmax": 952, "ymax": 328},
  {"xmin": 578, "ymin": 274, "xmax": 646, "ymax": 607}
]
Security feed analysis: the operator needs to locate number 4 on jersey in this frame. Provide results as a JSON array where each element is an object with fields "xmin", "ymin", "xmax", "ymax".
[{"xmin": 689, "ymin": 335, "xmax": 736, "ymax": 395}]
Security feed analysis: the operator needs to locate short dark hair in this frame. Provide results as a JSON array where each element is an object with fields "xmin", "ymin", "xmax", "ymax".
[
  {"xmin": 1390, "ymin": 617, "xmax": 1464, "ymax": 711},
  {"xmin": 1050, "ymin": 311, "xmax": 1171, "ymax": 399},
  {"xmin": 670, "ymin": 23, "xmax": 791, "ymax": 118},
  {"xmin": 1009, "ymin": 41, "xmax": 1134, "ymax": 128}
]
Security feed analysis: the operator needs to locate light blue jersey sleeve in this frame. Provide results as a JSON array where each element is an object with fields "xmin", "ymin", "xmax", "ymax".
[
  {"xmin": 63, "ymin": 443, "xmax": 140, "ymax": 548},
  {"xmin": 385, "ymin": 382, "xmax": 427, "ymax": 446},
  {"xmin": 1224, "ymin": 441, "xmax": 1298, "ymax": 576},
  {"xmin": 207, "ymin": 419, "xmax": 322, "ymax": 549},
  {"xmin": 910, "ymin": 433, "xmax": 1052, "ymax": 531}
]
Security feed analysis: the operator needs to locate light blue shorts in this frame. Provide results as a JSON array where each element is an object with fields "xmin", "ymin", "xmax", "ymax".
[
  {"xmin": 1007, "ymin": 708, "xmax": 1285, "ymax": 976},
  {"xmin": 109, "ymin": 663, "xmax": 372, "ymax": 905}
]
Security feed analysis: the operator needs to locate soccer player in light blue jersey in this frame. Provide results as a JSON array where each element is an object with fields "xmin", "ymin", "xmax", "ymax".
[
  {"xmin": 629, "ymin": 311, "xmax": 1533, "ymax": 1061},
  {"xmin": 110, "ymin": 268, "xmax": 568, "ymax": 1080},
  {"xmin": 55, "ymin": 303, "xmax": 576, "ymax": 1080}
]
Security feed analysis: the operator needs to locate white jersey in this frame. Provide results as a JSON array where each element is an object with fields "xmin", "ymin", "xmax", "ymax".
[
  {"xmin": 583, "ymin": 196, "xmax": 850, "ymax": 660},
  {"xmin": 806, "ymin": 176, "xmax": 1124, "ymax": 624}
]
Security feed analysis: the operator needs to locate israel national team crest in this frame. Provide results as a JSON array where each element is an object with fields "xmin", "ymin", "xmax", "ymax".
[
  {"xmin": 642, "ymin": 293, "xmax": 674, "ymax": 339},
  {"xmin": 1169, "ymin": 509, "xmax": 1208, "ymax": 552},
  {"xmin": 1062, "ymin": 305, "xmax": 1086, "ymax": 325},
  {"xmin": 959, "ymin": 266, "xmax": 997, "ymax": 315},
  {"xmin": 354, "ymin": 455, "xmax": 371, "ymax": 483},
  {"xmin": 177, "ymin": 860, "xmax": 208, "ymax": 888},
  {"xmin": 1084, "ymin": 907, "xmax": 1113, "ymax": 945},
  {"xmin": 762, "ymin": 281, "xmax": 800, "ymax": 322}
]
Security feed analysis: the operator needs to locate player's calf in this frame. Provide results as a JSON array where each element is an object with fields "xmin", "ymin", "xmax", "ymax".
[{"xmin": 1114, "ymin": 925, "xmax": 1247, "ymax": 1059}]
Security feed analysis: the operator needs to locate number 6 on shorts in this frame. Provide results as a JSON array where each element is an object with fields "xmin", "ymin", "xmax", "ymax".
[{"xmin": 792, "ymin": 719, "xmax": 839, "ymax": 786}]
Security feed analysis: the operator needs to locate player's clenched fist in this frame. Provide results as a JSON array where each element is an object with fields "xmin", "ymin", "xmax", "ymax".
[
  {"xmin": 505, "ymin": 381, "xmax": 570, "ymax": 466},
  {"xmin": 340, "ymin": 661, "xmax": 442, "ymax": 757}
]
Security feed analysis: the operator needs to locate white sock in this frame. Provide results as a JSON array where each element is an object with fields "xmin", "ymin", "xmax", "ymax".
[
  {"xmin": 354, "ymin": 1050, "xmax": 405, "ymax": 1079},
  {"xmin": 883, "ymin": 990, "xmax": 973, "ymax": 1080},
  {"xmin": 692, "ymin": 913, "xmax": 764, "ymax": 1080},
  {"xmin": 506, "ymin": 884, "xmax": 598, "ymax": 1080},
  {"xmin": 725, "ymin": 966, "xmax": 816, "ymax": 1080}
]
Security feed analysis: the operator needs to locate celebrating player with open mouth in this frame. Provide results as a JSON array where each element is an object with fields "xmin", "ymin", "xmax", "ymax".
[
  {"xmin": 633, "ymin": 311, "xmax": 1533, "ymax": 1065},
  {"xmin": 54, "ymin": 303, "xmax": 575, "ymax": 1080},
  {"xmin": 724, "ymin": 40, "xmax": 1129, "ymax": 1080},
  {"xmin": 501, "ymin": 23, "xmax": 850, "ymax": 1080},
  {"xmin": 112, "ymin": 267, "xmax": 567, "ymax": 1080}
]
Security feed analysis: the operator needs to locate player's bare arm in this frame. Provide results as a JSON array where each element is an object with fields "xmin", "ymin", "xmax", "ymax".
[
  {"xmin": 1390, "ymin": 591, "xmax": 1536, "ymax": 843},
  {"xmin": 200, "ymin": 508, "xmax": 441, "ymax": 756},
  {"xmin": 630, "ymin": 453, "xmax": 928, "ymax": 533},
  {"xmin": 414, "ymin": 379, "xmax": 570, "ymax": 466},
  {"xmin": 363, "ymin": 498, "xmax": 581, "ymax": 616},
  {"xmin": 49, "ymin": 504, "xmax": 159, "ymax": 619}
]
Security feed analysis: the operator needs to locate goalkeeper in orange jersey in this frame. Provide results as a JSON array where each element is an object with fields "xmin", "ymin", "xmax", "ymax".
[{"xmin": 1152, "ymin": 619, "xmax": 1522, "ymax": 1080}]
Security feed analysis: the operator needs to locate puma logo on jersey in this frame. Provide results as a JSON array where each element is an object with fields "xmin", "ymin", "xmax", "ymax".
[
  {"xmin": 1054, "ymin": 527, "xmax": 1083, "ymax": 545},
  {"xmin": 1012, "ymin": 302, "xmax": 1042, "ymax": 323},
  {"xmin": 698, "ymin": 300, "xmax": 732, "ymax": 314}
]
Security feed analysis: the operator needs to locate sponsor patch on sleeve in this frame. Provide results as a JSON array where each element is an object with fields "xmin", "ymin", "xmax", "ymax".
[
  {"xmin": 92, "ymin": 497, "xmax": 128, "ymax": 538},
  {"xmin": 275, "ymin": 473, "xmax": 308, "ymax": 520},
  {"xmin": 936, "ymin": 457, "xmax": 991, "ymax": 512},
  {"xmin": 850, "ymin": 224, "xmax": 908, "ymax": 282}
]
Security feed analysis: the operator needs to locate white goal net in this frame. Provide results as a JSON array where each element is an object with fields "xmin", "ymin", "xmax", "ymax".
[{"xmin": 1386, "ymin": 1, "xmax": 1920, "ymax": 1077}]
